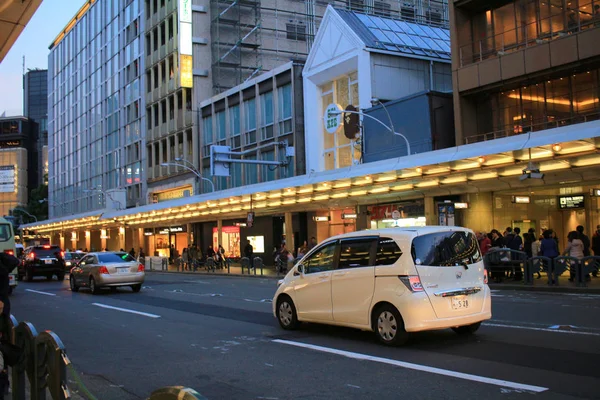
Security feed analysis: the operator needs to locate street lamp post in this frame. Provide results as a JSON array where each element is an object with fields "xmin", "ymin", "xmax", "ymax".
[
  {"xmin": 83, "ymin": 187, "xmax": 124, "ymax": 210},
  {"xmin": 160, "ymin": 160, "xmax": 215, "ymax": 194},
  {"xmin": 329, "ymin": 106, "xmax": 411, "ymax": 156},
  {"xmin": 39, "ymin": 198, "xmax": 68, "ymax": 215},
  {"xmin": 12, "ymin": 207, "xmax": 37, "ymax": 223}
]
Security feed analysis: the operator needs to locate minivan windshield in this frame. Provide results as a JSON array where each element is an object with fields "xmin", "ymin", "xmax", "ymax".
[{"xmin": 411, "ymin": 231, "xmax": 481, "ymax": 266}]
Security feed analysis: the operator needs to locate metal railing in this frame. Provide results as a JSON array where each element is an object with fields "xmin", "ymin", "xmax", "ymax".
[
  {"xmin": 484, "ymin": 249, "xmax": 600, "ymax": 287},
  {"xmin": 459, "ymin": 2, "xmax": 600, "ymax": 67},
  {"xmin": 6, "ymin": 316, "xmax": 205, "ymax": 400}
]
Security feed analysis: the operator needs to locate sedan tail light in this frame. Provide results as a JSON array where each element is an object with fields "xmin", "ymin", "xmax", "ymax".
[
  {"xmin": 399, "ymin": 275, "xmax": 424, "ymax": 292},
  {"xmin": 484, "ymin": 268, "xmax": 489, "ymax": 284},
  {"xmin": 137, "ymin": 264, "xmax": 144, "ymax": 272},
  {"xmin": 98, "ymin": 266, "xmax": 109, "ymax": 274},
  {"xmin": 28, "ymin": 252, "xmax": 36, "ymax": 260},
  {"xmin": 4, "ymin": 250, "xmax": 13, "ymax": 256}
]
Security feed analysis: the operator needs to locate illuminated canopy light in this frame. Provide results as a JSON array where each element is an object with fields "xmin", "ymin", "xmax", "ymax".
[
  {"xmin": 331, "ymin": 192, "xmax": 349, "ymax": 198},
  {"xmin": 370, "ymin": 186, "xmax": 390, "ymax": 193},
  {"xmin": 469, "ymin": 171, "xmax": 499, "ymax": 180},
  {"xmin": 391, "ymin": 184, "xmax": 414, "ymax": 191},
  {"xmin": 313, "ymin": 194, "xmax": 329, "ymax": 201},
  {"xmin": 415, "ymin": 180, "xmax": 439, "ymax": 188}
]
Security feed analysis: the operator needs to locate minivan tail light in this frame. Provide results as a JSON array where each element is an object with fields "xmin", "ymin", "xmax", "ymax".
[
  {"xmin": 29, "ymin": 252, "xmax": 36, "ymax": 259},
  {"xmin": 399, "ymin": 275, "xmax": 424, "ymax": 292},
  {"xmin": 137, "ymin": 264, "xmax": 144, "ymax": 272},
  {"xmin": 484, "ymin": 268, "xmax": 489, "ymax": 284},
  {"xmin": 98, "ymin": 266, "xmax": 109, "ymax": 274},
  {"xmin": 3, "ymin": 250, "xmax": 13, "ymax": 256}
]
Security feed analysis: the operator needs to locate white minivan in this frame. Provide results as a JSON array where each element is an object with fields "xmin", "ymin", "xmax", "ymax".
[{"xmin": 273, "ymin": 227, "xmax": 492, "ymax": 345}]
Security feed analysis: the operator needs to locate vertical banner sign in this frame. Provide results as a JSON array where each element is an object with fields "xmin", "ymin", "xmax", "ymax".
[
  {"xmin": 178, "ymin": 0, "xmax": 193, "ymax": 88},
  {"xmin": 0, "ymin": 166, "xmax": 15, "ymax": 193}
]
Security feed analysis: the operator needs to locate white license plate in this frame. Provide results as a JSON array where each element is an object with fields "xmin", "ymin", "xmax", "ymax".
[
  {"xmin": 44, "ymin": 259, "xmax": 53, "ymax": 264},
  {"xmin": 9, "ymin": 275, "xmax": 14, "ymax": 282},
  {"xmin": 118, "ymin": 268, "xmax": 130, "ymax": 274},
  {"xmin": 451, "ymin": 296, "xmax": 469, "ymax": 310}
]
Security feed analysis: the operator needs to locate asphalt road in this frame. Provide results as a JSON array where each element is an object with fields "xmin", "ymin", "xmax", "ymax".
[{"xmin": 8, "ymin": 273, "xmax": 600, "ymax": 400}]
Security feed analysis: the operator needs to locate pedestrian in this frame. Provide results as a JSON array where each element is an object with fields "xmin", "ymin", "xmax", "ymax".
[
  {"xmin": 297, "ymin": 240, "xmax": 309, "ymax": 258},
  {"xmin": 139, "ymin": 248, "xmax": 146, "ymax": 264},
  {"xmin": 576, "ymin": 225, "xmax": 590, "ymax": 257},
  {"xmin": 217, "ymin": 244, "xmax": 226, "ymax": 269},
  {"xmin": 540, "ymin": 230, "xmax": 559, "ymax": 284},
  {"xmin": 490, "ymin": 229, "xmax": 505, "ymax": 248},
  {"xmin": 0, "ymin": 252, "xmax": 19, "ymax": 398},
  {"xmin": 244, "ymin": 240, "xmax": 253, "ymax": 260},
  {"xmin": 531, "ymin": 235, "xmax": 543, "ymax": 278},
  {"xmin": 563, "ymin": 231, "xmax": 585, "ymax": 282},
  {"xmin": 524, "ymin": 228, "xmax": 536, "ymax": 258},
  {"xmin": 308, "ymin": 236, "xmax": 317, "ymax": 250},
  {"xmin": 129, "ymin": 247, "xmax": 136, "ymax": 258},
  {"xmin": 477, "ymin": 232, "xmax": 491, "ymax": 256},
  {"xmin": 169, "ymin": 244, "xmax": 175, "ymax": 264},
  {"xmin": 182, "ymin": 248, "xmax": 189, "ymax": 271}
]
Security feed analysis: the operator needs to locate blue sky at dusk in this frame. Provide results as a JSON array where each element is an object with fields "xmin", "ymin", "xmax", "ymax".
[{"xmin": 0, "ymin": 0, "xmax": 86, "ymax": 116}]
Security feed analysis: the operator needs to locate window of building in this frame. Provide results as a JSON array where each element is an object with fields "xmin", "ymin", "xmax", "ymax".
[
  {"xmin": 229, "ymin": 104, "xmax": 241, "ymax": 149},
  {"xmin": 260, "ymin": 92, "xmax": 274, "ymax": 140},
  {"xmin": 286, "ymin": 23, "xmax": 306, "ymax": 41},
  {"xmin": 216, "ymin": 111, "xmax": 226, "ymax": 141},
  {"xmin": 401, "ymin": 4, "xmax": 416, "ymax": 21},
  {"xmin": 244, "ymin": 98, "xmax": 257, "ymax": 145},
  {"xmin": 244, "ymin": 155, "xmax": 258, "ymax": 184},
  {"xmin": 260, "ymin": 151, "xmax": 275, "ymax": 182},
  {"xmin": 277, "ymin": 84, "xmax": 293, "ymax": 135},
  {"xmin": 320, "ymin": 72, "xmax": 361, "ymax": 170},
  {"xmin": 202, "ymin": 116, "xmax": 213, "ymax": 157},
  {"xmin": 231, "ymin": 162, "xmax": 242, "ymax": 187},
  {"xmin": 348, "ymin": 0, "xmax": 365, "ymax": 12}
]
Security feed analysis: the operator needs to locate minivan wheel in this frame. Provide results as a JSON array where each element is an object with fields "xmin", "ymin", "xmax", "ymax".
[
  {"xmin": 452, "ymin": 322, "xmax": 481, "ymax": 335},
  {"xmin": 373, "ymin": 304, "xmax": 408, "ymax": 346},
  {"xmin": 276, "ymin": 296, "xmax": 299, "ymax": 330}
]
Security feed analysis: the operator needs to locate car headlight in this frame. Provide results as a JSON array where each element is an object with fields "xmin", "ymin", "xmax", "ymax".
[
  {"xmin": 66, "ymin": 261, "xmax": 71, "ymax": 266},
  {"xmin": 277, "ymin": 279, "xmax": 284, "ymax": 287}
]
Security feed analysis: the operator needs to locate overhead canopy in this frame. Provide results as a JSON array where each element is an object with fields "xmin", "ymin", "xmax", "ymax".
[
  {"xmin": 0, "ymin": 0, "xmax": 43, "ymax": 63},
  {"xmin": 23, "ymin": 120, "xmax": 600, "ymax": 233}
]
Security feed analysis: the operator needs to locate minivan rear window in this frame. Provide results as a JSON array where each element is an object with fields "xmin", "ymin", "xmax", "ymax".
[
  {"xmin": 411, "ymin": 231, "xmax": 481, "ymax": 267},
  {"xmin": 33, "ymin": 247, "xmax": 61, "ymax": 258}
]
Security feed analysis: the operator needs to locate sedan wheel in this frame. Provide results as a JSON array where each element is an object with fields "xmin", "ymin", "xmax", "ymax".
[
  {"xmin": 276, "ymin": 296, "xmax": 299, "ymax": 330},
  {"xmin": 90, "ymin": 277, "xmax": 99, "ymax": 295},
  {"xmin": 70, "ymin": 277, "xmax": 79, "ymax": 292},
  {"xmin": 131, "ymin": 284, "xmax": 142, "ymax": 293},
  {"xmin": 374, "ymin": 305, "xmax": 408, "ymax": 346}
]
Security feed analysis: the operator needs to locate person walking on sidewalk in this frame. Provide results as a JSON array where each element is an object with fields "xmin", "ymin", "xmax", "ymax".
[
  {"xmin": 563, "ymin": 231, "xmax": 584, "ymax": 282},
  {"xmin": 593, "ymin": 225, "xmax": 600, "ymax": 277}
]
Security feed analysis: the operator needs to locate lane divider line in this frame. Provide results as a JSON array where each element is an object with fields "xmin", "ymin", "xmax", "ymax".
[
  {"xmin": 482, "ymin": 323, "xmax": 600, "ymax": 336},
  {"xmin": 272, "ymin": 339, "xmax": 548, "ymax": 393},
  {"xmin": 25, "ymin": 289, "xmax": 56, "ymax": 296},
  {"xmin": 92, "ymin": 303, "xmax": 161, "ymax": 319}
]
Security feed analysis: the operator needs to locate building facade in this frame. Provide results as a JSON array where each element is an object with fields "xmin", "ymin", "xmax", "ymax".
[
  {"xmin": 0, "ymin": 117, "xmax": 35, "ymax": 217},
  {"xmin": 23, "ymin": 69, "xmax": 48, "ymax": 186},
  {"xmin": 48, "ymin": 0, "xmax": 146, "ymax": 218}
]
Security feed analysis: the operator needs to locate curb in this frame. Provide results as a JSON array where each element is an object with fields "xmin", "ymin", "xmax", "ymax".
[
  {"xmin": 146, "ymin": 270, "xmax": 281, "ymax": 280},
  {"xmin": 489, "ymin": 283, "xmax": 600, "ymax": 294}
]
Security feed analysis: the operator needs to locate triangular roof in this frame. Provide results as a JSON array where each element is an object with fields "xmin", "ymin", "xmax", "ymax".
[{"xmin": 304, "ymin": 6, "xmax": 451, "ymax": 77}]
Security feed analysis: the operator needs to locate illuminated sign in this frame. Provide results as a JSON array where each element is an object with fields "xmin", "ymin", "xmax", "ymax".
[
  {"xmin": 511, "ymin": 196, "xmax": 530, "ymax": 204},
  {"xmin": 342, "ymin": 213, "xmax": 357, "ymax": 219},
  {"xmin": 156, "ymin": 187, "xmax": 193, "ymax": 202},
  {"xmin": 324, "ymin": 103, "xmax": 342, "ymax": 134},
  {"xmin": 0, "ymin": 165, "xmax": 15, "ymax": 193},
  {"xmin": 558, "ymin": 195, "xmax": 584, "ymax": 209},
  {"xmin": 180, "ymin": 54, "xmax": 193, "ymax": 88},
  {"xmin": 313, "ymin": 216, "xmax": 330, "ymax": 222},
  {"xmin": 158, "ymin": 226, "xmax": 186, "ymax": 234},
  {"xmin": 454, "ymin": 202, "xmax": 469, "ymax": 209},
  {"xmin": 100, "ymin": 229, "xmax": 110, "ymax": 239},
  {"xmin": 247, "ymin": 236, "xmax": 265, "ymax": 253},
  {"xmin": 178, "ymin": 0, "xmax": 193, "ymax": 88}
]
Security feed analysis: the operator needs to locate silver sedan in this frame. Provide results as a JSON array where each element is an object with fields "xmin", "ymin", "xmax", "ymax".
[{"xmin": 69, "ymin": 252, "xmax": 145, "ymax": 294}]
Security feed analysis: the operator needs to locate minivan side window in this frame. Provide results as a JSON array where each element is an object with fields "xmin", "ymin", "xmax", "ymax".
[
  {"xmin": 338, "ymin": 239, "xmax": 374, "ymax": 269},
  {"xmin": 376, "ymin": 238, "xmax": 403, "ymax": 265},
  {"xmin": 304, "ymin": 242, "xmax": 337, "ymax": 274},
  {"xmin": 411, "ymin": 231, "xmax": 482, "ymax": 267}
]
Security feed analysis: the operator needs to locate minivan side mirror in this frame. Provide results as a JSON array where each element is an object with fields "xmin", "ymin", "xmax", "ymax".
[{"xmin": 294, "ymin": 264, "xmax": 305, "ymax": 276}]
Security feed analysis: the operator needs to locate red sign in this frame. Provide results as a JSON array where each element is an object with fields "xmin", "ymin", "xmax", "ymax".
[
  {"xmin": 370, "ymin": 205, "xmax": 394, "ymax": 220},
  {"xmin": 212, "ymin": 226, "xmax": 240, "ymax": 234}
]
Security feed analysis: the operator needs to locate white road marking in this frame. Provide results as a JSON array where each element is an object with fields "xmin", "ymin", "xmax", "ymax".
[
  {"xmin": 273, "ymin": 339, "xmax": 548, "ymax": 393},
  {"xmin": 346, "ymin": 384, "xmax": 361, "ymax": 389},
  {"xmin": 25, "ymin": 289, "xmax": 56, "ymax": 296},
  {"xmin": 483, "ymin": 323, "xmax": 600, "ymax": 336},
  {"xmin": 92, "ymin": 303, "xmax": 161, "ymax": 318}
]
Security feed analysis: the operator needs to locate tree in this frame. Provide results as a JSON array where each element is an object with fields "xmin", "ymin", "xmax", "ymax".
[{"xmin": 26, "ymin": 181, "xmax": 48, "ymax": 221}]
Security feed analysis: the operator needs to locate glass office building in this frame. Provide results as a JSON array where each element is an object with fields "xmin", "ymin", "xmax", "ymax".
[
  {"xmin": 47, "ymin": 0, "xmax": 145, "ymax": 218},
  {"xmin": 23, "ymin": 69, "xmax": 48, "ymax": 187}
]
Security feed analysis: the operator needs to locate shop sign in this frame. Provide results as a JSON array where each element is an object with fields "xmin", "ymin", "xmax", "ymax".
[
  {"xmin": 212, "ymin": 226, "xmax": 240, "ymax": 234},
  {"xmin": 156, "ymin": 187, "xmax": 193, "ymax": 202},
  {"xmin": 454, "ymin": 202, "xmax": 469, "ymax": 209},
  {"xmin": 0, "ymin": 165, "xmax": 15, "ymax": 193},
  {"xmin": 511, "ymin": 196, "xmax": 530, "ymax": 204},
  {"xmin": 558, "ymin": 195, "xmax": 584, "ymax": 209},
  {"xmin": 342, "ymin": 213, "xmax": 357, "ymax": 219},
  {"xmin": 234, "ymin": 222, "xmax": 247, "ymax": 227},
  {"xmin": 370, "ymin": 202, "xmax": 425, "ymax": 221},
  {"xmin": 590, "ymin": 188, "xmax": 600, "ymax": 197},
  {"xmin": 144, "ymin": 228, "xmax": 155, "ymax": 236},
  {"xmin": 313, "ymin": 216, "xmax": 330, "ymax": 222},
  {"xmin": 157, "ymin": 226, "xmax": 186, "ymax": 234},
  {"xmin": 324, "ymin": 103, "xmax": 342, "ymax": 134},
  {"xmin": 247, "ymin": 212, "xmax": 255, "ymax": 228}
]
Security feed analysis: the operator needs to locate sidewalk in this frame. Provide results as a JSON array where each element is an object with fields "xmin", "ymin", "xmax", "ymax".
[{"xmin": 149, "ymin": 263, "xmax": 600, "ymax": 294}]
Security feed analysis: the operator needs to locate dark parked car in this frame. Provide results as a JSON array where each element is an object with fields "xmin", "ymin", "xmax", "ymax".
[
  {"xmin": 18, "ymin": 245, "xmax": 66, "ymax": 281},
  {"xmin": 64, "ymin": 251, "xmax": 86, "ymax": 271}
]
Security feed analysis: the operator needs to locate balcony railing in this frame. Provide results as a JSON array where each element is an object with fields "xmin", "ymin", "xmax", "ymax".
[
  {"xmin": 464, "ymin": 112, "xmax": 600, "ymax": 144},
  {"xmin": 459, "ymin": 3, "xmax": 600, "ymax": 67}
]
